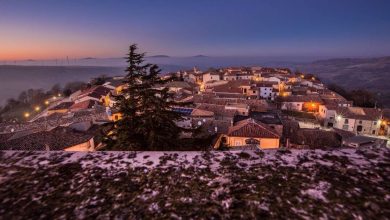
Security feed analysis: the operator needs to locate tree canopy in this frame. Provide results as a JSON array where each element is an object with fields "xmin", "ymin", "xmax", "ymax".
[{"xmin": 104, "ymin": 44, "xmax": 194, "ymax": 150}]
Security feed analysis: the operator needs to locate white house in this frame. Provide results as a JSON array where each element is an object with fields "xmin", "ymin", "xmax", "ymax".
[
  {"xmin": 333, "ymin": 107, "xmax": 382, "ymax": 135},
  {"xmin": 203, "ymin": 72, "xmax": 221, "ymax": 83}
]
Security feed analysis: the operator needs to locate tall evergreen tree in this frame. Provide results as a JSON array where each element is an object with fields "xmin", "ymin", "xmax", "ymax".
[{"xmin": 104, "ymin": 44, "xmax": 192, "ymax": 150}]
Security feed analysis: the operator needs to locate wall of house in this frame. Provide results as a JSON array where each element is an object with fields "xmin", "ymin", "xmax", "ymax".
[
  {"xmin": 203, "ymin": 74, "xmax": 220, "ymax": 83},
  {"xmin": 281, "ymin": 102, "xmax": 303, "ymax": 111},
  {"xmin": 334, "ymin": 117, "xmax": 356, "ymax": 132},
  {"xmin": 227, "ymin": 136, "xmax": 279, "ymax": 149},
  {"xmin": 319, "ymin": 105, "xmax": 336, "ymax": 126},
  {"xmin": 260, "ymin": 87, "xmax": 273, "ymax": 99},
  {"xmin": 64, "ymin": 138, "xmax": 95, "ymax": 151},
  {"xmin": 353, "ymin": 120, "xmax": 379, "ymax": 135}
]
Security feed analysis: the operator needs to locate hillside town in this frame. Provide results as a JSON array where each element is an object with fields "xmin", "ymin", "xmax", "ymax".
[{"xmin": 0, "ymin": 66, "xmax": 389, "ymax": 151}]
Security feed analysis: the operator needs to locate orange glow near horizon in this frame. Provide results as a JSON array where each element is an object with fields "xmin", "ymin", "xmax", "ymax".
[{"xmin": 0, "ymin": 25, "xmax": 126, "ymax": 61}]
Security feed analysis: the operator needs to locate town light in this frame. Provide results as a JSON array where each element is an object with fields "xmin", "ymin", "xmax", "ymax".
[
  {"xmin": 53, "ymin": 96, "xmax": 57, "ymax": 100},
  {"xmin": 311, "ymin": 103, "xmax": 316, "ymax": 107},
  {"xmin": 300, "ymin": 75, "xmax": 304, "ymax": 79},
  {"xmin": 58, "ymin": 93, "xmax": 62, "ymax": 97},
  {"xmin": 45, "ymin": 100, "xmax": 50, "ymax": 105},
  {"xmin": 336, "ymin": 115, "xmax": 342, "ymax": 121},
  {"xmin": 378, "ymin": 119, "xmax": 382, "ymax": 125},
  {"xmin": 312, "ymin": 77, "xmax": 315, "ymax": 80},
  {"xmin": 24, "ymin": 112, "xmax": 30, "ymax": 118},
  {"xmin": 35, "ymin": 106, "xmax": 41, "ymax": 111}
]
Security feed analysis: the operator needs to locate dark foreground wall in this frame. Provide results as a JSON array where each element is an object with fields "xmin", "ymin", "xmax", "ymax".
[{"xmin": 0, "ymin": 149, "xmax": 389, "ymax": 219}]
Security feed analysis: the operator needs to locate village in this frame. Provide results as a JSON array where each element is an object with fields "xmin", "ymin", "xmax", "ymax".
[{"xmin": 0, "ymin": 66, "xmax": 389, "ymax": 151}]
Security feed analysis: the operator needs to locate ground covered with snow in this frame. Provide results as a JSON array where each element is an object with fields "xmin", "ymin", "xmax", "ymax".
[{"xmin": 0, "ymin": 148, "xmax": 389, "ymax": 219}]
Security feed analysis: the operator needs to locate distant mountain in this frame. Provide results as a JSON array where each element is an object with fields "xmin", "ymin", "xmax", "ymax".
[
  {"xmin": 147, "ymin": 55, "xmax": 170, "ymax": 58},
  {"xmin": 80, "ymin": 57, "xmax": 97, "ymax": 60},
  {"xmin": 193, "ymin": 55, "xmax": 208, "ymax": 58},
  {"xmin": 294, "ymin": 56, "xmax": 390, "ymax": 107}
]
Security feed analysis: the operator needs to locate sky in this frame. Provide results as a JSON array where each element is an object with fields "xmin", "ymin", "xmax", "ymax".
[{"xmin": 1, "ymin": 0, "xmax": 390, "ymax": 60}]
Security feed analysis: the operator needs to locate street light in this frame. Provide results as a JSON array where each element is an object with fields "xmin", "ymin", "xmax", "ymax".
[
  {"xmin": 35, "ymin": 106, "xmax": 41, "ymax": 112},
  {"xmin": 45, "ymin": 100, "xmax": 50, "ymax": 105},
  {"xmin": 24, "ymin": 112, "xmax": 30, "ymax": 118}
]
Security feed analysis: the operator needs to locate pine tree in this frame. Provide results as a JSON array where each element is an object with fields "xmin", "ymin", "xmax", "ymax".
[{"xmin": 104, "ymin": 44, "xmax": 193, "ymax": 150}]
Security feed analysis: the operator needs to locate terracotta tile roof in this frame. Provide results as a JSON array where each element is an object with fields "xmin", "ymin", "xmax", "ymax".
[
  {"xmin": 79, "ymin": 86, "xmax": 112, "ymax": 99},
  {"xmin": 335, "ymin": 107, "xmax": 382, "ymax": 121},
  {"xmin": 227, "ymin": 119, "xmax": 279, "ymax": 138},
  {"xmin": 254, "ymin": 82, "xmax": 278, "ymax": 87},
  {"xmin": 70, "ymin": 100, "xmax": 96, "ymax": 111},
  {"xmin": 49, "ymin": 102, "xmax": 74, "ymax": 111},
  {"xmin": 191, "ymin": 109, "xmax": 214, "ymax": 117},
  {"xmin": 0, "ymin": 126, "xmax": 95, "ymax": 151},
  {"xmin": 212, "ymin": 84, "xmax": 242, "ymax": 94},
  {"xmin": 196, "ymin": 104, "xmax": 237, "ymax": 118},
  {"xmin": 280, "ymin": 95, "xmax": 323, "ymax": 103}
]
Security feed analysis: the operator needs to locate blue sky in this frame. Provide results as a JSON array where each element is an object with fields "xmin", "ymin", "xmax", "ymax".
[{"xmin": 1, "ymin": 0, "xmax": 390, "ymax": 59}]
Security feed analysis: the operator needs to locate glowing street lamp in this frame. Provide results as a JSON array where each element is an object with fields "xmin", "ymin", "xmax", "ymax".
[
  {"xmin": 35, "ymin": 106, "xmax": 41, "ymax": 112},
  {"xmin": 58, "ymin": 93, "xmax": 62, "ymax": 97},
  {"xmin": 336, "ymin": 115, "xmax": 342, "ymax": 121},
  {"xmin": 45, "ymin": 100, "xmax": 50, "ymax": 105},
  {"xmin": 24, "ymin": 112, "xmax": 30, "ymax": 118}
]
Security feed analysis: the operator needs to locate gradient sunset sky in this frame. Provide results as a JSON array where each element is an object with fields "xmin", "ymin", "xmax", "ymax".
[{"xmin": 1, "ymin": 0, "xmax": 390, "ymax": 60}]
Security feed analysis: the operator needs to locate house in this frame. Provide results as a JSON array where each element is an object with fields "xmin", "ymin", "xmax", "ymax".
[
  {"xmin": 76, "ymin": 86, "xmax": 112, "ymax": 103},
  {"xmin": 190, "ymin": 108, "xmax": 215, "ymax": 128},
  {"xmin": 202, "ymin": 72, "xmax": 221, "ymax": 83},
  {"xmin": 47, "ymin": 102, "xmax": 74, "ymax": 115},
  {"xmin": 333, "ymin": 107, "xmax": 382, "ymax": 135},
  {"xmin": 211, "ymin": 83, "xmax": 243, "ymax": 97},
  {"xmin": 0, "ymin": 126, "xmax": 97, "ymax": 151},
  {"xmin": 233, "ymin": 111, "xmax": 283, "ymax": 136},
  {"xmin": 162, "ymin": 81, "xmax": 193, "ymax": 93},
  {"xmin": 279, "ymin": 95, "xmax": 323, "ymax": 112},
  {"xmin": 380, "ymin": 109, "xmax": 390, "ymax": 136},
  {"xmin": 172, "ymin": 107, "xmax": 194, "ymax": 129},
  {"xmin": 318, "ymin": 97, "xmax": 353, "ymax": 127},
  {"xmin": 255, "ymin": 82, "xmax": 279, "ymax": 100},
  {"xmin": 69, "ymin": 100, "xmax": 97, "ymax": 112},
  {"xmin": 102, "ymin": 77, "xmax": 126, "ymax": 92},
  {"xmin": 225, "ymin": 103, "xmax": 249, "ymax": 116},
  {"xmin": 196, "ymin": 103, "xmax": 237, "ymax": 123},
  {"xmin": 220, "ymin": 118, "xmax": 280, "ymax": 149}
]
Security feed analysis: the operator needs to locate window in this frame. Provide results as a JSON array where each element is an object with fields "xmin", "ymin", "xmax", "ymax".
[
  {"xmin": 253, "ymin": 90, "xmax": 256, "ymax": 94},
  {"xmin": 359, "ymin": 120, "xmax": 362, "ymax": 124},
  {"xmin": 344, "ymin": 119, "xmax": 349, "ymax": 124},
  {"xmin": 374, "ymin": 122, "xmax": 377, "ymax": 125},
  {"xmin": 372, "ymin": 130, "xmax": 376, "ymax": 135}
]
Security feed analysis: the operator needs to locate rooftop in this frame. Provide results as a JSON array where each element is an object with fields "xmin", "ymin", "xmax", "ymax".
[
  {"xmin": 227, "ymin": 118, "xmax": 280, "ymax": 138},
  {"xmin": 0, "ymin": 148, "xmax": 389, "ymax": 219}
]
